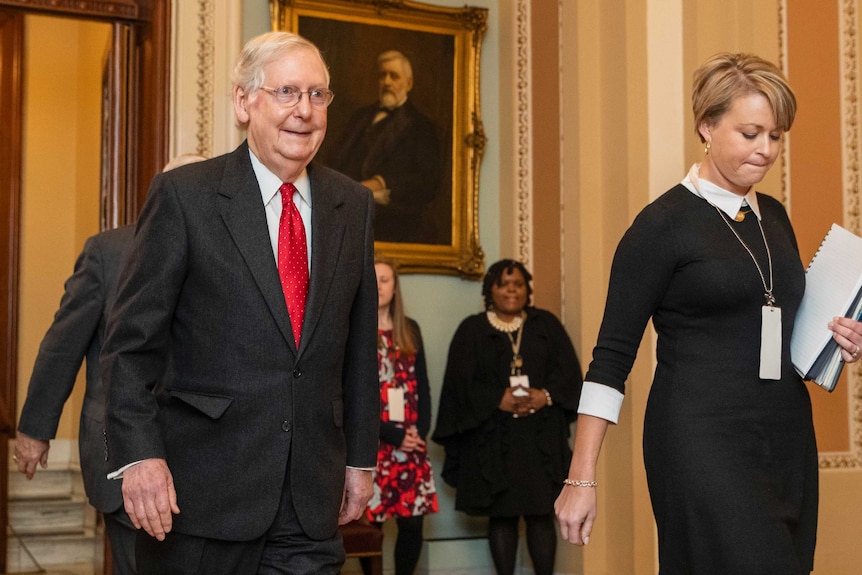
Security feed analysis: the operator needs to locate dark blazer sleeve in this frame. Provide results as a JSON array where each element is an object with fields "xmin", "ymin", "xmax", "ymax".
[
  {"xmin": 340, "ymin": 183, "xmax": 381, "ymax": 469},
  {"xmin": 18, "ymin": 234, "xmax": 108, "ymax": 440},
  {"xmin": 412, "ymin": 320, "xmax": 432, "ymax": 439},
  {"xmin": 102, "ymin": 172, "xmax": 189, "ymax": 466},
  {"xmin": 433, "ymin": 315, "xmax": 506, "ymax": 445},
  {"xmin": 379, "ymin": 422, "xmax": 405, "ymax": 447}
]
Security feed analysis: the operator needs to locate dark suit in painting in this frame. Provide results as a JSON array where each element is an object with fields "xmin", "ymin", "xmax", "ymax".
[
  {"xmin": 101, "ymin": 144, "xmax": 379, "ymax": 573},
  {"xmin": 328, "ymin": 100, "xmax": 441, "ymax": 244},
  {"xmin": 16, "ymin": 225, "xmax": 137, "ymax": 574}
]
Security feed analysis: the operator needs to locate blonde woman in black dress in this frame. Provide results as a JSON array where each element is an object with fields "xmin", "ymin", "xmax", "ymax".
[{"xmin": 555, "ymin": 53, "xmax": 862, "ymax": 574}]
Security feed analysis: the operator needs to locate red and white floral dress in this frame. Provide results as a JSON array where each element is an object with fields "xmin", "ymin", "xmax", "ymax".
[{"xmin": 366, "ymin": 328, "xmax": 439, "ymax": 521}]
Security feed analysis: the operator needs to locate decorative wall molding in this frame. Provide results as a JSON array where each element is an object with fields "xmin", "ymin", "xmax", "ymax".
[
  {"xmin": 195, "ymin": 0, "xmax": 215, "ymax": 159},
  {"xmin": 515, "ymin": 0, "xmax": 532, "ymax": 267},
  {"xmin": 819, "ymin": 0, "xmax": 862, "ymax": 469},
  {"xmin": 841, "ymin": 0, "xmax": 861, "ymax": 235},
  {"xmin": 778, "ymin": 0, "xmax": 790, "ymax": 206}
]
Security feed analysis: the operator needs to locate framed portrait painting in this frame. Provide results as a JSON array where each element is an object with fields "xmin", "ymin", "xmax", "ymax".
[{"xmin": 270, "ymin": 0, "xmax": 487, "ymax": 279}]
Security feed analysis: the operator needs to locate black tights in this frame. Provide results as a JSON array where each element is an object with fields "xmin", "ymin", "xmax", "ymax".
[
  {"xmin": 488, "ymin": 514, "xmax": 556, "ymax": 575},
  {"xmin": 360, "ymin": 515, "xmax": 425, "ymax": 575}
]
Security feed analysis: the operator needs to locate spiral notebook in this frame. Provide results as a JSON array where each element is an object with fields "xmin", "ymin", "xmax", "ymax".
[{"xmin": 790, "ymin": 223, "xmax": 862, "ymax": 391}]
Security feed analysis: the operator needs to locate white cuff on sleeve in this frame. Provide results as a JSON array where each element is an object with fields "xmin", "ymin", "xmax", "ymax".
[
  {"xmin": 107, "ymin": 460, "xmax": 145, "ymax": 480},
  {"xmin": 577, "ymin": 381, "xmax": 624, "ymax": 424}
]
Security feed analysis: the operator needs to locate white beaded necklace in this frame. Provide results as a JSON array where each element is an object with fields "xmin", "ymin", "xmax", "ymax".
[{"xmin": 486, "ymin": 310, "xmax": 523, "ymax": 333}]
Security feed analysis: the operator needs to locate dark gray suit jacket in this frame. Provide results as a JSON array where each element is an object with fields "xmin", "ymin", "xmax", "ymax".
[
  {"xmin": 18, "ymin": 225, "xmax": 134, "ymax": 514},
  {"xmin": 101, "ymin": 142, "xmax": 379, "ymax": 542}
]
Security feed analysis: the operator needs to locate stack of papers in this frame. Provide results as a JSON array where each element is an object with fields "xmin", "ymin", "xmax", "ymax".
[{"xmin": 790, "ymin": 224, "xmax": 862, "ymax": 391}]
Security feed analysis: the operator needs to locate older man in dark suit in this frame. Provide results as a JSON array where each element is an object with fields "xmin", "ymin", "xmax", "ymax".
[
  {"xmin": 14, "ymin": 225, "xmax": 136, "ymax": 574},
  {"xmin": 101, "ymin": 31, "xmax": 379, "ymax": 575},
  {"xmin": 13, "ymin": 153, "xmax": 208, "ymax": 575}
]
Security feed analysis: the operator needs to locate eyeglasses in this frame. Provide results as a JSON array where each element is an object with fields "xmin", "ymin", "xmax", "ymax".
[{"xmin": 260, "ymin": 85, "xmax": 335, "ymax": 108}]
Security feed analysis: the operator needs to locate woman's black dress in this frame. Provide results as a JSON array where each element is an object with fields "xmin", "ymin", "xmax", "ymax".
[
  {"xmin": 587, "ymin": 185, "xmax": 817, "ymax": 574},
  {"xmin": 432, "ymin": 307, "xmax": 583, "ymax": 517}
]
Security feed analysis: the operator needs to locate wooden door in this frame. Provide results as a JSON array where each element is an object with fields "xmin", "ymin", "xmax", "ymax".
[{"xmin": 0, "ymin": 1, "xmax": 169, "ymax": 571}]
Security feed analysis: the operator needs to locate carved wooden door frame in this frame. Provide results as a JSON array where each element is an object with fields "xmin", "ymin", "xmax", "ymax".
[{"xmin": 0, "ymin": 1, "xmax": 169, "ymax": 571}]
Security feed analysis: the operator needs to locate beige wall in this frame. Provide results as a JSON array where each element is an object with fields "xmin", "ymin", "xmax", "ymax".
[{"xmin": 17, "ymin": 15, "xmax": 106, "ymax": 441}]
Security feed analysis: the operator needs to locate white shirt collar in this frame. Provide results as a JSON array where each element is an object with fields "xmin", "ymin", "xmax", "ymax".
[
  {"xmin": 248, "ymin": 150, "xmax": 311, "ymax": 210},
  {"xmin": 681, "ymin": 163, "xmax": 761, "ymax": 220}
]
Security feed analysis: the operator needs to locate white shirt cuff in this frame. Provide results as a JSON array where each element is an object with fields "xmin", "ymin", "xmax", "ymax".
[
  {"xmin": 577, "ymin": 381, "xmax": 624, "ymax": 424},
  {"xmin": 109, "ymin": 462, "xmax": 375, "ymax": 480},
  {"xmin": 107, "ymin": 460, "xmax": 145, "ymax": 480}
]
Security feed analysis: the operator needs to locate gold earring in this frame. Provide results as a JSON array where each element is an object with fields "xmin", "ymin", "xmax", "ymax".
[{"xmin": 704, "ymin": 141, "xmax": 711, "ymax": 155}]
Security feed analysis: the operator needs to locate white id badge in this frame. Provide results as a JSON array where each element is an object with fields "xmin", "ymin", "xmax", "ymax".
[
  {"xmin": 760, "ymin": 306, "xmax": 782, "ymax": 380},
  {"xmin": 509, "ymin": 374, "xmax": 530, "ymax": 397},
  {"xmin": 387, "ymin": 387, "xmax": 405, "ymax": 422}
]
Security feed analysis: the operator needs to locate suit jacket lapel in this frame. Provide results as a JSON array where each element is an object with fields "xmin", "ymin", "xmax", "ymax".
[
  {"xmin": 217, "ymin": 144, "xmax": 296, "ymax": 351},
  {"xmin": 300, "ymin": 163, "xmax": 346, "ymax": 354}
]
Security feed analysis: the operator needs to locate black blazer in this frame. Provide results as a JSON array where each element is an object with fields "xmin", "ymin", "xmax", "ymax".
[
  {"xmin": 102, "ymin": 142, "xmax": 379, "ymax": 541},
  {"xmin": 19, "ymin": 225, "xmax": 134, "ymax": 514}
]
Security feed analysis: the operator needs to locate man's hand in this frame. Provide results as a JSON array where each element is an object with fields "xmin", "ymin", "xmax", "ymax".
[
  {"xmin": 13, "ymin": 432, "xmax": 50, "ymax": 480},
  {"xmin": 121, "ymin": 458, "xmax": 180, "ymax": 540},
  {"xmin": 338, "ymin": 467, "xmax": 373, "ymax": 525}
]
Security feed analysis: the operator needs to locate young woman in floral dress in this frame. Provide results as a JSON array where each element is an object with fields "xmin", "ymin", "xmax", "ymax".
[{"xmin": 363, "ymin": 256, "xmax": 438, "ymax": 575}]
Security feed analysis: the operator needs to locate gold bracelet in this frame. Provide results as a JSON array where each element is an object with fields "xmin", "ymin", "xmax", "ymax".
[
  {"xmin": 542, "ymin": 388, "xmax": 553, "ymax": 406},
  {"xmin": 563, "ymin": 479, "xmax": 597, "ymax": 488}
]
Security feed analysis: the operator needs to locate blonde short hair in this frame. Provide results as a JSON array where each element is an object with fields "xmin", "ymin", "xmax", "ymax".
[{"xmin": 692, "ymin": 52, "xmax": 796, "ymax": 142}]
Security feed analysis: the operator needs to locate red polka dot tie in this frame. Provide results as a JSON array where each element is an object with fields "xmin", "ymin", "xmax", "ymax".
[{"xmin": 277, "ymin": 183, "xmax": 309, "ymax": 347}]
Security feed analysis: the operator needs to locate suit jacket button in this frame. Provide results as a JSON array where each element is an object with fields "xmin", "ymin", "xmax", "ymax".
[
  {"xmin": 292, "ymin": 368, "xmax": 302, "ymax": 378},
  {"xmin": 282, "ymin": 421, "xmax": 291, "ymax": 432}
]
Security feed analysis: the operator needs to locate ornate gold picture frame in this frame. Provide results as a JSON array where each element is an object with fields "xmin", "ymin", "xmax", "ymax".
[{"xmin": 271, "ymin": 0, "xmax": 487, "ymax": 279}]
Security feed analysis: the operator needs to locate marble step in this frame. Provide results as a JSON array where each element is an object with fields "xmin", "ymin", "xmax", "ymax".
[
  {"xmin": 8, "ymin": 466, "xmax": 80, "ymax": 501},
  {"xmin": 9, "ymin": 496, "xmax": 93, "ymax": 535},
  {"xmin": 6, "ymin": 529, "xmax": 102, "ymax": 571}
]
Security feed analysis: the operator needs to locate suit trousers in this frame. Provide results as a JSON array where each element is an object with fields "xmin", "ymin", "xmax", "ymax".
[
  {"xmin": 104, "ymin": 508, "xmax": 137, "ymax": 575},
  {"xmin": 135, "ymin": 463, "xmax": 345, "ymax": 575}
]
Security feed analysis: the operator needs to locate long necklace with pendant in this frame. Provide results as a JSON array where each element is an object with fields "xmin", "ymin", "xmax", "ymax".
[
  {"xmin": 486, "ymin": 310, "xmax": 526, "ymax": 374},
  {"xmin": 715, "ymin": 206, "xmax": 774, "ymax": 306},
  {"xmin": 715, "ymin": 206, "xmax": 782, "ymax": 380},
  {"xmin": 507, "ymin": 323, "xmax": 525, "ymax": 375}
]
